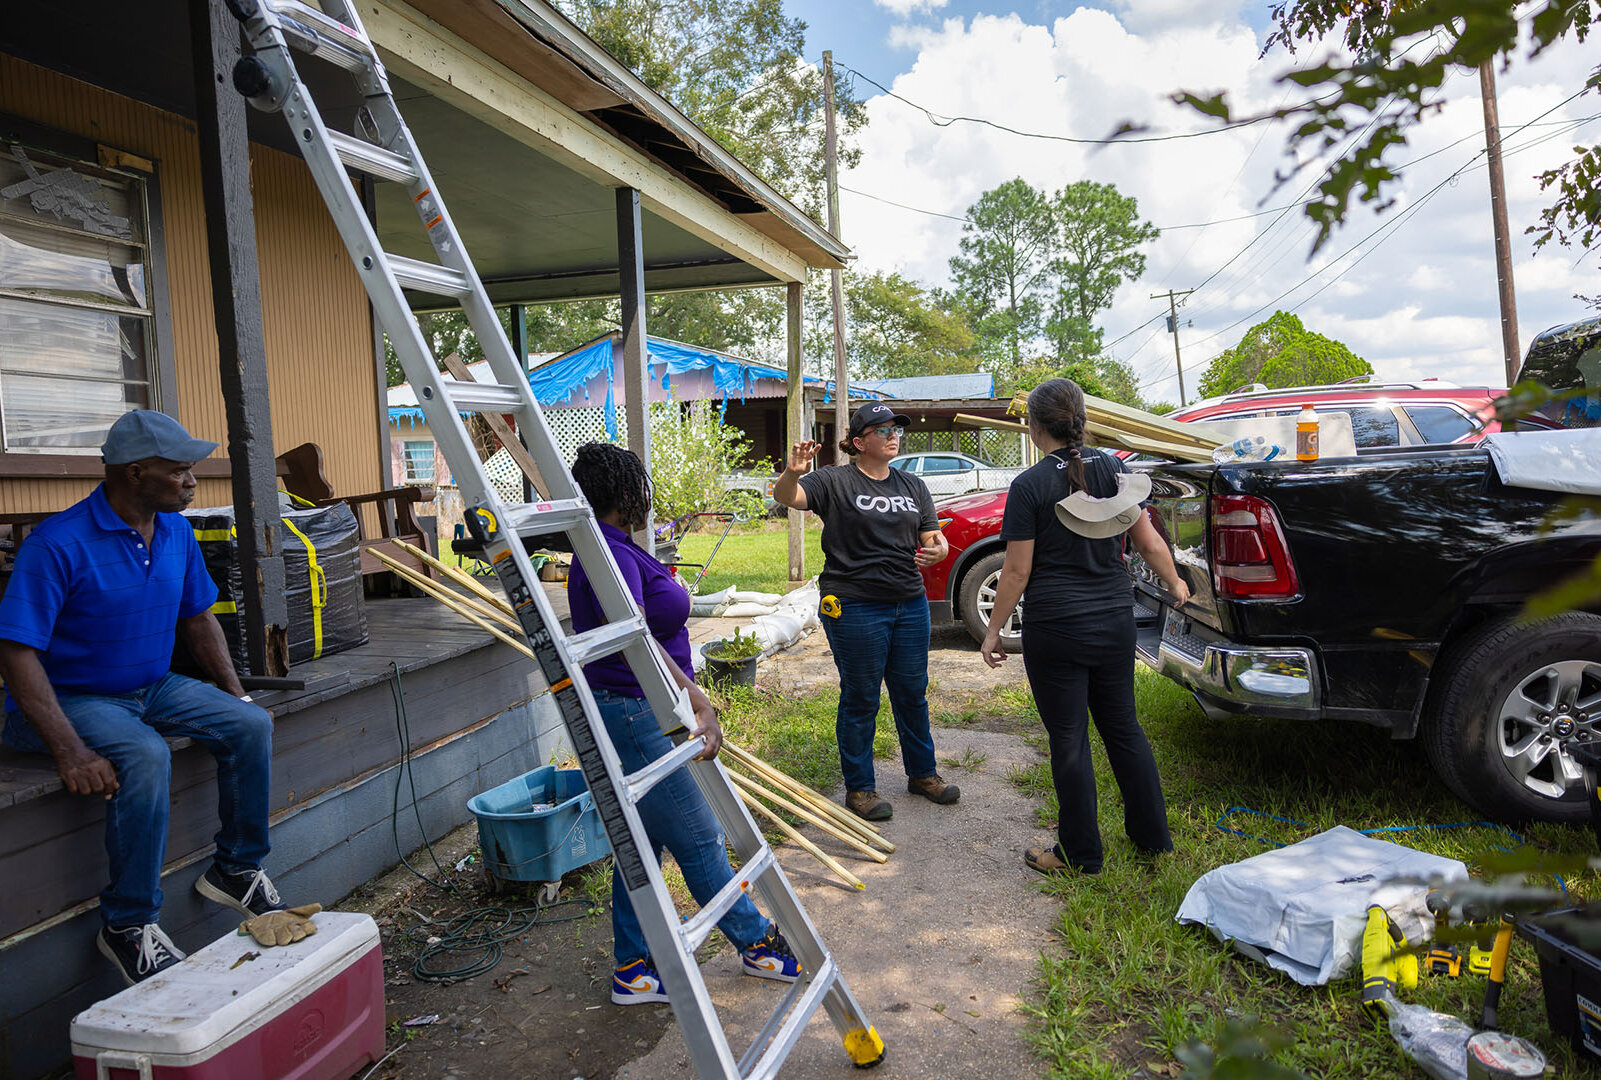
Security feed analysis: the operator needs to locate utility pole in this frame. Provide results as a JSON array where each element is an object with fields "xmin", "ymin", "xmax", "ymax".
[
  {"xmin": 1151, "ymin": 288, "xmax": 1193, "ymax": 406},
  {"xmin": 1479, "ymin": 60, "xmax": 1521, "ymax": 383},
  {"xmin": 823, "ymin": 50, "xmax": 849, "ymax": 461}
]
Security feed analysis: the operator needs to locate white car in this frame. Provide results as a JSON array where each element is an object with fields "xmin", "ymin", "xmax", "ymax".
[{"xmin": 889, "ymin": 452, "xmax": 1023, "ymax": 498}]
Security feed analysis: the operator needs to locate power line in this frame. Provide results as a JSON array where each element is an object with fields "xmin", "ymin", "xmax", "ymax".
[{"xmin": 840, "ymin": 63, "xmax": 1296, "ymax": 145}]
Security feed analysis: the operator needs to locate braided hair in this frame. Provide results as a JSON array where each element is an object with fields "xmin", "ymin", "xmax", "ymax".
[
  {"xmin": 571, "ymin": 442, "xmax": 652, "ymax": 530},
  {"xmin": 1027, "ymin": 378, "xmax": 1088, "ymax": 493}
]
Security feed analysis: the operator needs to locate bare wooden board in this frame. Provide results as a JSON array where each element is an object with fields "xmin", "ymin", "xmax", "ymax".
[{"xmin": 440, "ymin": 352, "xmax": 548, "ymax": 498}]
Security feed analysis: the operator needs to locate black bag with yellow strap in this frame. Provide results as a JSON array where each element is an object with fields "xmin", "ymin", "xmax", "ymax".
[{"xmin": 179, "ymin": 494, "xmax": 367, "ymax": 670}]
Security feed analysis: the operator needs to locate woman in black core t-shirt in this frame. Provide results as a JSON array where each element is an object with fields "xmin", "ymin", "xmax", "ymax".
[
  {"xmin": 979, "ymin": 378, "xmax": 1191, "ymax": 875},
  {"xmin": 773, "ymin": 401, "xmax": 960, "ymax": 824}
]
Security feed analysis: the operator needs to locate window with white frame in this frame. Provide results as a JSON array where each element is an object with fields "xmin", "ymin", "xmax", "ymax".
[
  {"xmin": 0, "ymin": 140, "xmax": 156, "ymax": 452},
  {"xmin": 402, "ymin": 439, "xmax": 435, "ymax": 483}
]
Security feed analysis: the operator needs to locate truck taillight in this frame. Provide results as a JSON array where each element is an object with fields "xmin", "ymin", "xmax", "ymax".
[{"xmin": 1209, "ymin": 494, "xmax": 1300, "ymax": 600}]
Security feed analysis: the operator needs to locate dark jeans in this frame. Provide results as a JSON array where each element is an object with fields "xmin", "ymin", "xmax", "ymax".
[
  {"xmin": 593, "ymin": 688, "xmax": 769, "ymax": 966},
  {"xmin": 1020, "ymin": 610, "xmax": 1171, "ymax": 872},
  {"xmin": 4, "ymin": 672, "xmax": 274, "ymax": 928},
  {"xmin": 819, "ymin": 595, "xmax": 938, "ymax": 793}
]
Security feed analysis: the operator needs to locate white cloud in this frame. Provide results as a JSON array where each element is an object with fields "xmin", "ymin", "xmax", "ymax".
[
  {"xmin": 872, "ymin": 0, "xmax": 948, "ymax": 16},
  {"xmin": 839, "ymin": 9, "xmax": 1600, "ymax": 402}
]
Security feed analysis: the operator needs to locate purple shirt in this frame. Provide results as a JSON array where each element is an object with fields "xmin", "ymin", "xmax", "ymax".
[{"xmin": 568, "ymin": 521, "xmax": 693, "ymax": 697}]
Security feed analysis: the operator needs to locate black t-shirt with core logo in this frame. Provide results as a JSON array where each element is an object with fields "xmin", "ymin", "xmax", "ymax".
[
  {"xmin": 999, "ymin": 447, "xmax": 1135, "ymax": 625},
  {"xmin": 799, "ymin": 463, "xmax": 938, "ymax": 602}
]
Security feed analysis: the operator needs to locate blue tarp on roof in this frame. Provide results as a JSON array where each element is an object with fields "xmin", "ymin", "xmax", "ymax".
[{"xmin": 389, "ymin": 334, "xmax": 883, "ymax": 440}]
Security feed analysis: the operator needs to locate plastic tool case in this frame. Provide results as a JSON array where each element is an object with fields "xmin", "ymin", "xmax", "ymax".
[{"xmin": 70, "ymin": 911, "xmax": 383, "ymax": 1080}]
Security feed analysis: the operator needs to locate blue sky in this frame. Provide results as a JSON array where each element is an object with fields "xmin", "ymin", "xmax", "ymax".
[{"xmin": 775, "ymin": 2, "xmax": 1598, "ymax": 400}]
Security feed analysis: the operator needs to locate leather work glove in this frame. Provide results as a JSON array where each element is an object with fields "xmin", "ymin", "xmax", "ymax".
[{"xmin": 239, "ymin": 903, "xmax": 323, "ymax": 947}]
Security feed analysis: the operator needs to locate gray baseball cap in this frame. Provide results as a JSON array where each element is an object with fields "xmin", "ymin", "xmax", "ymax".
[{"xmin": 101, "ymin": 410, "xmax": 219, "ymax": 465}]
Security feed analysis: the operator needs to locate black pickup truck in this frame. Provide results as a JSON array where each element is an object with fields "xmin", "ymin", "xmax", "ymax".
[{"xmin": 1131, "ymin": 317, "xmax": 1601, "ymax": 824}]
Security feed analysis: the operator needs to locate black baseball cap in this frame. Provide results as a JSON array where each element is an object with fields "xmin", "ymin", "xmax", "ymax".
[{"xmin": 848, "ymin": 401, "xmax": 911, "ymax": 437}]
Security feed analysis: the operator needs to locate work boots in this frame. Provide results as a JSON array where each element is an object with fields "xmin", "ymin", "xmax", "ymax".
[
  {"xmin": 908, "ymin": 773, "xmax": 960, "ymax": 805},
  {"xmin": 845, "ymin": 790, "xmax": 892, "ymax": 821}
]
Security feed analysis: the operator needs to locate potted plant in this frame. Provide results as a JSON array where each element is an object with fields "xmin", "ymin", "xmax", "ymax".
[{"xmin": 701, "ymin": 627, "xmax": 762, "ymax": 688}]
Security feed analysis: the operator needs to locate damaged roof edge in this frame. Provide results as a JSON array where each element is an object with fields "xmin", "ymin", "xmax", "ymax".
[{"xmin": 488, "ymin": 0, "xmax": 851, "ymax": 270}]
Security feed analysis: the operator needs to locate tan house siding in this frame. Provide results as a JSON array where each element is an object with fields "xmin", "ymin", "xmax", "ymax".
[{"xmin": 0, "ymin": 54, "xmax": 380, "ymax": 513}]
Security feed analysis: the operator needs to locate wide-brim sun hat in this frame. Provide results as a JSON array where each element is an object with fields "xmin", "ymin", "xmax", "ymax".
[{"xmin": 1055, "ymin": 471, "xmax": 1153, "ymax": 539}]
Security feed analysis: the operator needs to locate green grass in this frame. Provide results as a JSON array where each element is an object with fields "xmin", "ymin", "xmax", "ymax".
[
  {"xmin": 1015, "ymin": 668, "xmax": 1601, "ymax": 1078},
  {"xmin": 675, "ymin": 519, "xmax": 823, "ymax": 594}
]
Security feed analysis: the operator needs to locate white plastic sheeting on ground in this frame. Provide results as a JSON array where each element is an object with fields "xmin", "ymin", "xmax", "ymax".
[
  {"xmin": 691, "ymin": 583, "xmax": 821, "ymax": 668},
  {"xmin": 1484, "ymin": 427, "xmax": 1601, "ymax": 496},
  {"xmin": 1175, "ymin": 826, "xmax": 1468, "ymax": 986}
]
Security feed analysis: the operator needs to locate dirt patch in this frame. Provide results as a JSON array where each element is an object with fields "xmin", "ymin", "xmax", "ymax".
[{"xmin": 340, "ymin": 831, "xmax": 671, "ymax": 1080}]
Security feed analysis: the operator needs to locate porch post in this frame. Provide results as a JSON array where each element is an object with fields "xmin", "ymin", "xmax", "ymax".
[
  {"xmin": 616, "ymin": 187, "xmax": 653, "ymax": 552},
  {"xmin": 787, "ymin": 279, "xmax": 805, "ymax": 583},
  {"xmin": 190, "ymin": 0, "xmax": 288, "ymax": 676},
  {"xmin": 509, "ymin": 303, "xmax": 532, "ymax": 503},
  {"xmin": 362, "ymin": 178, "xmax": 391, "ymax": 491}
]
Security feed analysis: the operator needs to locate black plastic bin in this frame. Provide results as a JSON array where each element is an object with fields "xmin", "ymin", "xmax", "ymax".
[{"xmin": 1517, "ymin": 906, "xmax": 1601, "ymax": 1065}]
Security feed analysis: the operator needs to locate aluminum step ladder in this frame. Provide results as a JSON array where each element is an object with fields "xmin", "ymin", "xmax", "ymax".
[{"xmin": 221, "ymin": 1, "xmax": 883, "ymax": 1075}]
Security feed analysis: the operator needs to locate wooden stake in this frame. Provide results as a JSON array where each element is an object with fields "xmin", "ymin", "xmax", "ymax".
[
  {"xmin": 727, "ymin": 769, "xmax": 888, "ymax": 863},
  {"xmin": 372, "ymin": 550, "xmax": 535, "ymax": 659},
  {"xmin": 724, "ymin": 742, "xmax": 891, "ymax": 849},
  {"xmin": 383, "ymin": 555, "xmax": 521, "ymax": 633},
  {"xmin": 724, "ymin": 743, "xmax": 894, "ymax": 853},
  {"xmin": 738, "ymin": 790, "xmax": 864, "ymax": 891},
  {"xmin": 392, "ymin": 537, "xmax": 514, "ymax": 617}
]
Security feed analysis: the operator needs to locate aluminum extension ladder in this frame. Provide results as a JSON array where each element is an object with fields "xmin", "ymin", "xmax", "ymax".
[{"xmin": 221, "ymin": 1, "xmax": 884, "ymax": 1075}]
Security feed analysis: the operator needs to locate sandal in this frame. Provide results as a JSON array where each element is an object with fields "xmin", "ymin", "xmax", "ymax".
[{"xmin": 1024, "ymin": 846, "xmax": 1099, "ymax": 877}]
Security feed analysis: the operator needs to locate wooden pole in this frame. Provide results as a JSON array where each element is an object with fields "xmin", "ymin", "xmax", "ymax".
[
  {"xmin": 617, "ymin": 187, "xmax": 655, "ymax": 553},
  {"xmin": 823, "ymin": 50, "xmax": 849, "ymax": 466},
  {"xmin": 1150, "ymin": 289, "xmax": 1193, "ymax": 407},
  {"xmin": 723, "ymin": 742, "xmax": 889, "ymax": 844},
  {"xmin": 373, "ymin": 550, "xmax": 534, "ymax": 657},
  {"xmin": 739, "ymin": 790, "xmax": 865, "ymax": 890},
  {"xmin": 727, "ymin": 769, "xmax": 888, "ymax": 863},
  {"xmin": 1479, "ymin": 61, "xmax": 1521, "ymax": 383},
  {"xmin": 786, "ymin": 279, "xmax": 805, "ymax": 582},
  {"xmin": 440, "ymin": 351, "xmax": 546, "ymax": 497},
  {"xmin": 724, "ymin": 743, "xmax": 893, "ymax": 851},
  {"xmin": 392, "ymin": 538, "xmax": 514, "ymax": 616}
]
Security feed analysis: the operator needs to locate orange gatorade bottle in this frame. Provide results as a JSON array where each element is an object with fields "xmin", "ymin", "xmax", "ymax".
[{"xmin": 1296, "ymin": 404, "xmax": 1319, "ymax": 462}]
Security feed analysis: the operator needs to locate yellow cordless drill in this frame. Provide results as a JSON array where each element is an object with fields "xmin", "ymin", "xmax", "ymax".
[{"xmin": 1361, "ymin": 904, "xmax": 1419, "ymax": 1020}]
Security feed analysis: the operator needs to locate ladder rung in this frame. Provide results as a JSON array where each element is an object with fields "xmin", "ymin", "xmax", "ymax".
[
  {"xmin": 623, "ymin": 737, "xmax": 705, "ymax": 806},
  {"xmin": 679, "ymin": 848, "xmax": 776, "ymax": 954},
  {"xmin": 503, "ymin": 499, "xmax": 592, "ymax": 538},
  {"xmin": 327, "ymin": 130, "xmax": 419, "ymax": 185},
  {"xmin": 388, "ymin": 253, "xmax": 472, "ymax": 297},
  {"xmin": 566, "ymin": 616, "xmax": 649, "ymax": 665},
  {"xmin": 436, "ymin": 380, "xmax": 525, "ymax": 413},
  {"xmin": 743, "ymin": 957, "xmax": 839, "ymax": 1080},
  {"xmin": 271, "ymin": 0, "xmax": 377, "ymax": 71}
]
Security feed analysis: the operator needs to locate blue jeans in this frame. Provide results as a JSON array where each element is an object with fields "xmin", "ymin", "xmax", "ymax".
[
  {"xmin": 4, "ymin": 672, "xmax": 274, "ymax": 928},
  {"xmin": 819, "ymin": 595, "xmax": 938, "ymax": 793},
  {"xmin": 594, "ymin": 688, "xmax": 769, "ymax": 966}
]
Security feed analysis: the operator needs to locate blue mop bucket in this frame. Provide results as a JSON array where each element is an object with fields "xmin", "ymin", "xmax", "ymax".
[{"xmin": 468, "ymin": 765, "xmax": 611, "ymax": 887}]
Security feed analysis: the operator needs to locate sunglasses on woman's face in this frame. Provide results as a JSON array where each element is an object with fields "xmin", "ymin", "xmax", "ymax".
[{"xmin": 866, "ymin": 425, "xmax": 905, "ymax": 439}]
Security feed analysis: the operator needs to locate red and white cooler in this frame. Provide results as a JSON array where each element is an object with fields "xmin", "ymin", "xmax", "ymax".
[{"xmin": 71, "ymin": 911, "xmax": 384, "ymax": 1080}]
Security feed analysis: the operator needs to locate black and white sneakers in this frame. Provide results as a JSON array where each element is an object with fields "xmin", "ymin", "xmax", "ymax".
[
  {"xmin": 194, "ymin": 864, "xmax": 285, "ymax": 919},
  {"xmin": 97, "ymin": 923, "xmax": 185, "ymax": 986}
]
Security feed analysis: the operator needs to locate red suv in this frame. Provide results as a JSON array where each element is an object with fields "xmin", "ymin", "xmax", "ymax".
[{"xmin": 923, "ymin": 378, "xmax": 1510, "ymax": 649}]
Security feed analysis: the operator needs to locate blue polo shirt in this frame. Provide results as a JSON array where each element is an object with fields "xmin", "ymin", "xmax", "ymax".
[{"xmin": 0, "ymin": 485, "xmax": 218, "ymax": 702}]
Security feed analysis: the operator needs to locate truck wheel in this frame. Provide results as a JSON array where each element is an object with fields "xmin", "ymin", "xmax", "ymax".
[
  {"xmin": 1423, "ymin": 612, "xmax": 1601, "ymax": 824},
  {"xmin": 959, "ymin": 551, "xmax": 1022, "ymax": 652}
]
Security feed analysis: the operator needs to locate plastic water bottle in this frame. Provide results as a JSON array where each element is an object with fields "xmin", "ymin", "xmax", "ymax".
[{"xmin": 1211, "ymin": 435, "xmax": 1284, "ymax": 464}]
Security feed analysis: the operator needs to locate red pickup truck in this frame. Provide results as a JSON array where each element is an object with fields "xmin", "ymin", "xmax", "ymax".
[{"xmin": 922, "ymin": 380, "xmax": 1509, "ymax": 650}]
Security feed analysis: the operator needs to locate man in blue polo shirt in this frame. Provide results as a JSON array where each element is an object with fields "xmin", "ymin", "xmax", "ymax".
[{"xmin": 0, "ymin": 411, "xmax": 286, "ymax": 985}]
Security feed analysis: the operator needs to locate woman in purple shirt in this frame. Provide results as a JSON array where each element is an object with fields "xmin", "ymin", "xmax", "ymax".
[{"xmin": 566, "ymin": 443, "xmax": 800, "ymax": 1006}]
